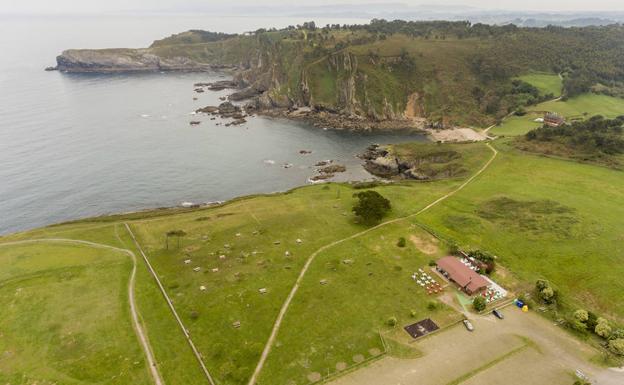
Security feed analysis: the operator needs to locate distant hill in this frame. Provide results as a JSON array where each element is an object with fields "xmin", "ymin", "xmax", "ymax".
[{"xmin": 55, "ymin": 20, "xmax": 624, "ymax": 129}]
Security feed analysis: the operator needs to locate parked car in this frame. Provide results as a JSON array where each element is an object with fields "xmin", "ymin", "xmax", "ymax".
[
  {"xmin": 492, "ymin": 309, "xmax": 504, "ymax": 319},
  {"xmin": 463, "ymin": 319, "xmax": 474, "ymax": 331}
]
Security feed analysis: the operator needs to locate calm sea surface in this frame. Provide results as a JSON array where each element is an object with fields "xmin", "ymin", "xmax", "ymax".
[{"xmin": 0, "ymin": 14, "xmax": 426, "ymax": 235}]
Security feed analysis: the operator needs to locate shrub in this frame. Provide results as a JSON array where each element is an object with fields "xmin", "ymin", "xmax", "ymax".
[
  {"xmin": 386, "ymin": 316, "xmax": 398, "ymax": 327},
  {"xmin": 595, "ymin": 318, "xmax": 612, "ymax": 338},
  {"xmin": 190, "ymin": 310, "xmax": 199, "ymax": 320},
  {"xmin": 572, "ymin": 320, "xmax": 588, "ymax": 332},
  {"xmin": 536, "ymin": 279, "xmax": 550, "ymax": 291},
  {"xmin": 427, "ymin": 301, "xmax": 439, "ymax": 311},
  {"xmin": 610, "ymin": 329, "xmax": 624, "ymax": 340},
  {"xmin": 428, "ymin": 260, "xmax": 437, "ymax": 267},
  {"xmin": 586, "ymin": 312, "xmax": 599, "ymax": 329},
  {"xmin": 574, "ymin": 309, "xmax": 589, "ymax": 322},
  {"xmin": 536, "ymin": 280, "xmax": 557, "ymax": 305},
  {"xmin": 539, "ymin": 286, "xmax": 555, "ymax": 303},
  {"xmin": 410, "ymin": 309, "xmax": 418, "ymax": 318},
  {"xmin": 448, "ymin": 242, "xmax": 459, "ymax": 255},
  {"xmin": 608, "ymin": 338, "xmax": 624, "ymax": 356},
  {"xmin": 473, "ymin": 296, "xmax": 487, "ymax": 312},
  {"xmin": 397, "ymin": 237, "xmax": 406, "ymax": 247}
]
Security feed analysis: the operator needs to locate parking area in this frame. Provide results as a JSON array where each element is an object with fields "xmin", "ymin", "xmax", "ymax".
[{"xmin": 331, "ymin": 307, "xmax": 624, "ymax": 385}]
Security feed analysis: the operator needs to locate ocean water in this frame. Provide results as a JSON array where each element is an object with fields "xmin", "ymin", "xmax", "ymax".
[{"xmin": 0, "ymin": 14, "xmax": 426, "ymax": 235}]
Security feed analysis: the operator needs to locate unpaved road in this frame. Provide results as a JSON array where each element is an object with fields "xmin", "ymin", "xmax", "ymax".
[
  {"xmin": 331, "ymin": 308, "xmax": 624, "ymax": 385},
  {"xmin": 247, "ymin": 143, "xmax": 499, "ymax": 385},
  {"xmin": 0, "ymin": 238, "xmax": 164, "ymax": 385}
]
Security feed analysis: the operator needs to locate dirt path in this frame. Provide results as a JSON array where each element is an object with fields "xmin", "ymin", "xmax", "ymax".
[
  {"xmin": 246, "ymin": 143, "xmax": 499, "ymax": 385},
  {"xmin": 124, "ymin": 224, "xmax": 216, "ymax": 385},
  {"xmin": 0, "ymin": 237, "xmax": 164, "ymax": 385}
]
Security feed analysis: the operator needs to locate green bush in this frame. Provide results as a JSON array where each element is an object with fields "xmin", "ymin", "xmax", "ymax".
[
  {"xmin": 473, "ymin": 296, "xmax": 487, "ymax": 312},
  {"xmin": 397, "ymin": 237, "xmax": 406, "ymax": 247},
  {"xmin": 410, "ymin": 309, "xmax": 418, "ymax": 318},
  {"xmin": 574, "ymin": 309, "xmax": 589, "ymax": 322},
  {"xmin": 595, "ymin": 318, "xmax": 612, "ymax": 338},
  {"xmin": 427, "ymin": 301, "xmax": 439, "ymax": 311},
  {"xmin": 608, "ymin": 338, "xmax": 624, "ymax": 355},
  {"xmin": 387, "ymin": 316, "xmax": 398, "ymax": 327}
]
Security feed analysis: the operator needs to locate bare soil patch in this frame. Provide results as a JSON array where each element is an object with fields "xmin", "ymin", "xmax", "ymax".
[{"xmin": 409, "ymin": 235, "xmax": 439, "ymax": 255}]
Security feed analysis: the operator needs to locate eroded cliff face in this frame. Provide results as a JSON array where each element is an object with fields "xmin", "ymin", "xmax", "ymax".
[
  {"xmin": 55, "ymin": 49, "xmax": 223, "ymax": 72},
  {"xmin": 52, "ymin": 35, "xmax": 423, "ymax": 129}
]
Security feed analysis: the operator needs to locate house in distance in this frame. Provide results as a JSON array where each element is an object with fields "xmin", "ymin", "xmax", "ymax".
[{"xmin": 544, "ymin": 112, "xmax": 565, "ymax": 127}]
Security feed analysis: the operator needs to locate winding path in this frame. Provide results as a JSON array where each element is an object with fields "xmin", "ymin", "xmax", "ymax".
[
  {"xmin": 246, "ymin": 142, "xmax": 499, "ymax": 385},
  {"xmin": 0, "ymin": 237, "xmax": 164, "ymax": 385}
]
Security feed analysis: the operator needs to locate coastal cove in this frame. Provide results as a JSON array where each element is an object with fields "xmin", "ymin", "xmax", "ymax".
[{"xmin": 0, "ymin": 15, "xmax": 426, "ymax": 235}]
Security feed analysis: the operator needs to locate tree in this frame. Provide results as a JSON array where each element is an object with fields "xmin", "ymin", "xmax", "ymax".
[
  {"xmin": 166, "ymin": 229, "xmax": 187, "ymax": 249},
  {"xmin": 473, "ymin": 296, "xmax": 487, "ymax": 312},
  {"xmin": 352, "ymin": 191, "xmax": 391, "ymax": 225}
]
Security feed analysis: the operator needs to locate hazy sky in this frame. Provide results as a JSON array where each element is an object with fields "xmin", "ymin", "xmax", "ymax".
[{"xmin": 3, "ymin": 0, "xmax": 624, "ymax": 14}]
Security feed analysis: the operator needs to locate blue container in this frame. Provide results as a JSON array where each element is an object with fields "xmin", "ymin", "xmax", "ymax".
[{"xmin": 515, "ymin": 300, "xmax": 525, "ymax": 308}]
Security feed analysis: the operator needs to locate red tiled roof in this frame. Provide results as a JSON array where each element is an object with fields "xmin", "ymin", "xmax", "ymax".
[{"xmin": 437, "ymin": 256, "xmax": 489, "ymax": 293}]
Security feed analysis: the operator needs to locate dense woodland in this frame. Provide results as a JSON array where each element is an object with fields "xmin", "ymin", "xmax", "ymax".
[
  {"xmin": 517, "ymin": 116, "xmax": 624, "ymax": 167},
  {"xmin": 526, "ymin": 115, "xmax": 624, "ymax": 154}
]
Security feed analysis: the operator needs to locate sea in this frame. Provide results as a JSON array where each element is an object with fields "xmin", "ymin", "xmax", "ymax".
[{"xmin": 0, "ymin": 13, "xmax": 427, "ymax": 235}]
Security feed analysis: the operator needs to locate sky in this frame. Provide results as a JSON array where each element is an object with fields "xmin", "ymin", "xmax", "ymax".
[{"xmin": 2, "ymin": 0, "xmax": 623, "ymax": 14}]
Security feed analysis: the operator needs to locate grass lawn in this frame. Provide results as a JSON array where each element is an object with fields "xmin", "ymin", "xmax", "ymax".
[
  {"xmin": 517, "ymin": 73, "xmax": 562, "ymax": 97},
  {"xmin": 489, "ymin": 113, "xmax": 542, "ymax": 137},
  {"xmin": 490, "ymin": 93, "xmax": 624, "ymax": 137},
  {"xmin": 0, "ymin": 241, "xmax": 151, "ymax": 384},
  {"xmin": 529, "ymin": 93, "xmax": 624, "ymax": 120},
  {"xmin": 4, "ymin": 135, "xmax": 624, "ymax": 383},
  {"xmin": 257, "ymin": 220, "xmax": 461, "ymax": 385},
  {"xmin": 417, "ymin": 140, "xmax": 624, "ymax": 323}
]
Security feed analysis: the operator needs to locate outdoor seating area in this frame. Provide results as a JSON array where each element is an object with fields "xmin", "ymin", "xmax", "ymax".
[
  {"xmin": 412, "ymin": 268, "xmax": 442, "ymax": 295},
  {"xmin": 480, "ymin": 286, "xmax": 505, "ymax": 304},
  {"xmin": 459, "ymin": 256, "xmax": 480, "ymax": 271}
]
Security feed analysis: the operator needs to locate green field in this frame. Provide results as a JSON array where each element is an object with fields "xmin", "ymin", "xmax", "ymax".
[
  {"xmin": 490, "ymin": 93, "xmax": 624, "ymax": 137},
  {"xmin": 517, "ymin": 73, "xmax": 562, "ymax": 97},
  {"xmin": 0, "ymin": 241, "xmax": 151, "ymax": 384},
  {"xmin": 417, "ymin": 140, "xmax": 624, "ymax": 322},
  {"xmin": 2, "ymin": 120, "xmax": 624, "ymax": 384},
  {"xmin": 257, "ymin": 220, "xmax": 460, "ymax": 384}
]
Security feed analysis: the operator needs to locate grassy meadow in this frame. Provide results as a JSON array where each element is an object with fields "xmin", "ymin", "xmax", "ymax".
[
  {"xmin": 257, "ymin": 220, "xmax": 460, "ymax": 385},
  {"xmin": 490, "ymin": 93, "xmax": 624, "ymax": 137},
  {"xmin": 0, "ymin": 241, "xmax": 151, "ymax": 385},
  {"xmin": 516, "ymin": 73, "xmax": 562, "ymax": 97},
  {"xmin": 417, "ymin": 140, "xmax": 624, "ymax": 322},
  {"xmin": 2, "ymin": 120, "xmax": 624, "ymax": 384}
]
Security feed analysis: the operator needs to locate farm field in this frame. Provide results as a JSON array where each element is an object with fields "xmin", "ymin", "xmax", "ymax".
[
  {"xmin": 489, "ymin": 93, "xmax": 624, "ymax": 137},
  {"xmin": 0, "ymin": 240, "xmax": 151, "ymax": 385}
]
